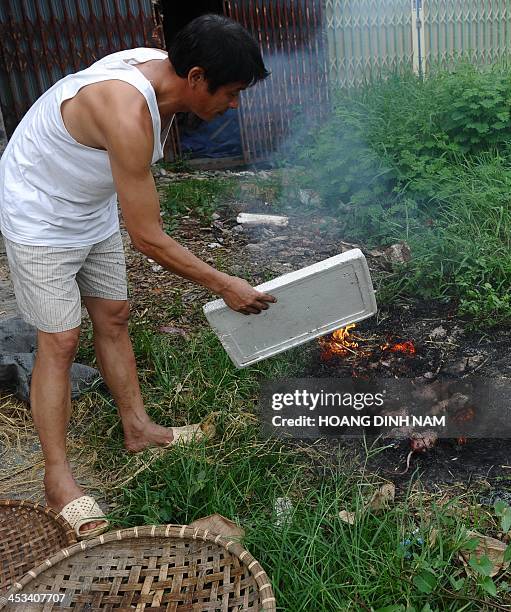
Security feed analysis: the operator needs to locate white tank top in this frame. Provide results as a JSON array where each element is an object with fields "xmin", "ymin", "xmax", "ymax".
[{"xmin": 0, "ymin": 48, "xmax": 170, "ymax": 247}]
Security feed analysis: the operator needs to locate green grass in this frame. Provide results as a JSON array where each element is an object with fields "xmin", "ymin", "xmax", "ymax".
[
  {"xmin": 74, "ymin": 323, "xmax": 511, "ymax": 611},
  {"xmin": 161, "ymin": 177, "xmax": 238, "ymax": 226},
  {"xmin": 74, "ymin": 80, "xmax": 511, "ymax": 605}
]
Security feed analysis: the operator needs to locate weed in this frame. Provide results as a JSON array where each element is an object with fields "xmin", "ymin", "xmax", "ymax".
[
  {"xmin": 295, "ymin": 63, "xmax": 511, "ymax": 328},
  {"xmin": 161, "ymin": 178, "xmax": 237, "ymax": 224}
]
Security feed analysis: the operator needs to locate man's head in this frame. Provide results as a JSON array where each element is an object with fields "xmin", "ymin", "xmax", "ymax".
[{"xmin": 168, "ymin": 14, "xmax": 269, "ymax": 121}]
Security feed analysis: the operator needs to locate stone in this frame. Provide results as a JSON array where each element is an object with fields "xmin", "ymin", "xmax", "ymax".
[
  {"xmin": 384, "ymin": 242, "xmax": 411, "ymax": 264},
  {"xmin": 430, "ymin": 326, "xmax": 447, "ymax": 339}
]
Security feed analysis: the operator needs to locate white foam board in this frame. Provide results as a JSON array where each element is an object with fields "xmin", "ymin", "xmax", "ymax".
[{"xmin": 203, "ymin": 248, "xmax": 377, "ymax": 368}]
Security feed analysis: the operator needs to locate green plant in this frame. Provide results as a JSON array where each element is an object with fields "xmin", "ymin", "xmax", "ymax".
[
  {"xmin": 162, "ymin": 178, "xmax": 237, "ymax": 224},
  {"xmin": 294, "ymin": 62, "xmax": 511, "ymax": 328}
]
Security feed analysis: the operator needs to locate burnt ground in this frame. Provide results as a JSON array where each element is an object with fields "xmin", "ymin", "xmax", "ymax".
[{"xmin": 304, "ymin": 301, "xmax": 511, "ymax": 497}]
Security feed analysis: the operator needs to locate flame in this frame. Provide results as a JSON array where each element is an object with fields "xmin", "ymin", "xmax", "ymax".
[
  {"xmin": 380, "ymin": 340, "xmax": 416, "ymax": 356},
  {"xmin": 319, "ymin": 323, "xmax": 360, "ymax": 360},
  {"xmin": 320, "ymin": 324, "xmax": 416, "ymax": 361}
]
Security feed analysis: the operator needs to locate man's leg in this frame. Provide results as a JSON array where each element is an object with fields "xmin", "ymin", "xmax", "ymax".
[
  {"xmin": 31, "ymin": 328, "xmax": 104, "ymax": 532},
  {"xmin": 82, "ymin": 297, "xmax": 175, "ymax": 451}
]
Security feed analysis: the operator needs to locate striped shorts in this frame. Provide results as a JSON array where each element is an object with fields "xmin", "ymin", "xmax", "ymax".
[{"xmin": 4, "ymin": 231, "xmax": 127, "ymax": 333}]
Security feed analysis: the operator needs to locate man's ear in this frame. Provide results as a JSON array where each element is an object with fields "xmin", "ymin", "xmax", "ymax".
[{"xmin": 188, "ymin": 67, "xmax": 206, "ymax": 88}]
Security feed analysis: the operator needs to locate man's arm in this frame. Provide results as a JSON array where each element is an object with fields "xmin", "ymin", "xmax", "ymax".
[{"xmin": 101, "ymin": 87, "xmax": 275, "ymax": 314}]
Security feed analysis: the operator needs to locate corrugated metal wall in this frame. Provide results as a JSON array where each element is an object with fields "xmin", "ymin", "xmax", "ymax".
[
  {"xmin": 0, "ymin": 0, "xmax": 162, "ymax": 138},
  {"xmin": 225, "ymin": 0, "xmax": 329, "ymax": 164}
]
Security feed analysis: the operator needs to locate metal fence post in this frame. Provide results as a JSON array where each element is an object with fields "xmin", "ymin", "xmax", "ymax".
[{"xmin": 411, "ymin": 0, "xmax": 425, "ymax": 76}]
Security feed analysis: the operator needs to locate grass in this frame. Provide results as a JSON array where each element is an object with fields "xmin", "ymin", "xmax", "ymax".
[
  {"xmin": 161, "ymin": 177, "xmax": 238, "ymax": 227},
  {"xmin": 71, "ymin": 322, "xmax": 511, "ymax": 611}
]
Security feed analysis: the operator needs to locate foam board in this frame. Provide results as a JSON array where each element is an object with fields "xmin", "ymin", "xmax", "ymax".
[{"xmin": 203, "ymin": 248, "xmax": 377, "ymax": 368}]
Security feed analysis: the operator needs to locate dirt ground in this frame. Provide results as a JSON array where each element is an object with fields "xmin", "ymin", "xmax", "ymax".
[{"xmin": 2, "ymin": 169, "xmax": 511, "ymax": 504}]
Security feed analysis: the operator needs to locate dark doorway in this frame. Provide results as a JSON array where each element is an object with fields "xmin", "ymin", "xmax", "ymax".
[
  {"xmin": 161, "ymin": 1, "xmax": 225, "ymax": 45},
  {"xmin": 160, "ymin": 1, "xmax": 243, "ymax": 165}
]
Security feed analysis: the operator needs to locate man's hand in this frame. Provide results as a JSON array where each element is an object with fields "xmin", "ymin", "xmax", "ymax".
[{"xmin": 219, "ymin": 276, "xmax": 276, "ymax": 315}]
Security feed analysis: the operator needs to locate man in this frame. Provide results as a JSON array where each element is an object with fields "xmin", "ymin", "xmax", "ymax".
[{"xmin": 0, "ymin": 15, "xmax": 275, "ymax": 538}]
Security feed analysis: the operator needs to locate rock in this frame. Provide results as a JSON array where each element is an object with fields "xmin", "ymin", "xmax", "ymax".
[
  {"xmin": 384, "ymin": 242, "xmax": 411, "ymax": 264},
  {"xmin": 430, "ymin": 326, "xmax": 447, "ymax": 339},
  {"xmin": 211, "ymin": 212, "xmax": 221, "ymax": 221},
  {"xmin": 232, "ymin": 225, "xmax": 244, "ymax": 234},
  {"xmin": 208, "ymin": 243, "xmax": 222, "ymax": 249}
]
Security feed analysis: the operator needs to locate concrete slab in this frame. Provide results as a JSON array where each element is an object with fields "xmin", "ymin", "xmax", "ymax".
[{"xmin": 203, "ymin": 248, "xmax": 377, "ymax": 367}]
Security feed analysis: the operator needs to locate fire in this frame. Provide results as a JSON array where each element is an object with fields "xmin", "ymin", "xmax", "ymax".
[
  {"xmin": 319, "ymin": 323, "xmax": 361, "ymax": 360},
  {"xmin": 380, "ymin": 340, "xmax": 416, "ymax": 356},
  {"xmin": 319, "ymin": 324, "xmax": 416, "ymax": 360}
]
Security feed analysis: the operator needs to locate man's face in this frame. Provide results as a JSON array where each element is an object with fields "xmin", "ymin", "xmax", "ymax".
[{"xmin": 188, "ymin": 70, "xmax": 246, "ymax": 121}]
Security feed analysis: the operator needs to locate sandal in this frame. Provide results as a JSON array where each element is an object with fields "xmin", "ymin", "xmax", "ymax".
[
  {"xmin": 58, "ymin": 495, "xmax": 110, "ymax": 540},
  {"xmin": 170, "ymin": 423, "xmax": 205, "ymax": 445}
]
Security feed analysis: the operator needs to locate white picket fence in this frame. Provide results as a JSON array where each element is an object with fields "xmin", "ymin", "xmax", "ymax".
[{"xmin": 324, "ymin": 0, "xmax": 511, "ymax": 87}]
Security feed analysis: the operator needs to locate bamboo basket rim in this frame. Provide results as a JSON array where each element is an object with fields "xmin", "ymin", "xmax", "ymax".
[
  {"xmin": 0, "ymin": 499, "xmax": 77, "ymax": 541},
  {"xmin": 1, "ymin": 524, "xmax": 276, "ymax": 610}
]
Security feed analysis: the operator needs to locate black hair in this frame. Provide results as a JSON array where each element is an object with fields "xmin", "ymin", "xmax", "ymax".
[{"xmin": 168, "ymin": 14, "xmax": 270, "ymax": 92}]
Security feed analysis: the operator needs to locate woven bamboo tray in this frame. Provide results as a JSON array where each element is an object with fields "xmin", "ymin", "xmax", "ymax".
[
  {"xmin": 0, "ymin": 524, "xmax": 276, "ymax": 611},
  {"xmin": 0, "ymin": 499, "xmax": 77, "ymax": 595}
]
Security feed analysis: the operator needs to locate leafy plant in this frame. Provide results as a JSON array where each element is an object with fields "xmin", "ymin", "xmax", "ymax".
[{"xmin": 294, "ymin": 62, "xmax": 511, "ymax": 328}]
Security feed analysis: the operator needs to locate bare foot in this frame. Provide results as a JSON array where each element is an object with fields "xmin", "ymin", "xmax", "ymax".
[
  {"xmin": 123, "ymin": 419, "xmax": 175, "ymax": 453},
  {"xmin": 44, "ymin": 468, "xmax": 107, "ymax": 535}
]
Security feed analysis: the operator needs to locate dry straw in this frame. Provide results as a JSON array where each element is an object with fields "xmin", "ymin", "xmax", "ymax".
[{"xmin": 1, "ymin": 524, "xmax": 276, "ymax": 611}]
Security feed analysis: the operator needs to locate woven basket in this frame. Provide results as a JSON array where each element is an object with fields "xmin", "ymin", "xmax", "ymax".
[
  {"xmin": 0, "ymin": 524, "xmax": 276, "ymax": 611},
  {"xmin": 0, "ymin": 499, "xmax": 77, "ymax": 594}
]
